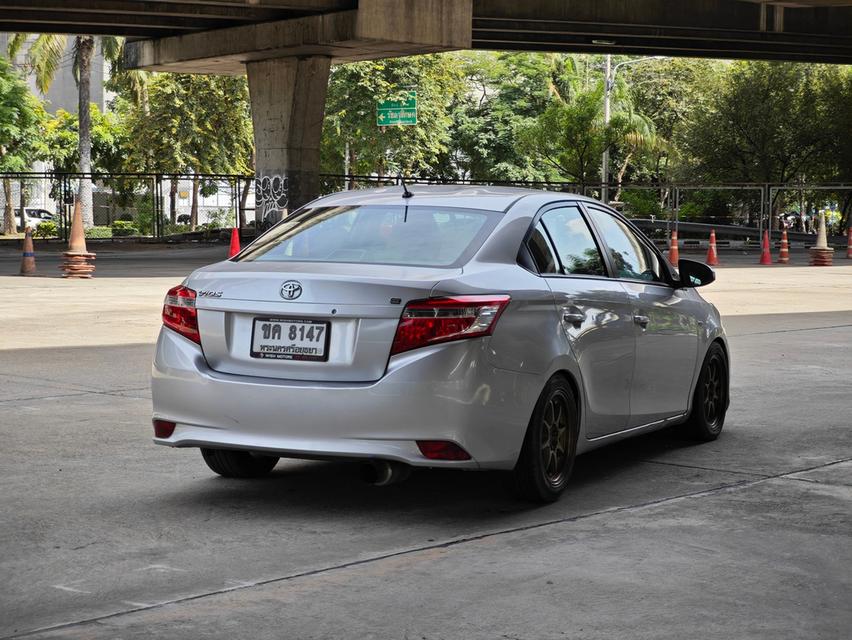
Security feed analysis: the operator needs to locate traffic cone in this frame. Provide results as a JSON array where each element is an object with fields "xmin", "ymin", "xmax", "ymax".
[
  {"xmin": 61, "ymin": 200, "xmax": 96, "ymax": 278},
  {"xmin": 777, "ymin": 229, "xmax": 790, "ymax": 264},
  {"xmin": 809, "ymin": 211, "xmax": 834, "ymax": 266},
  {"xmin": 19, "ymin": 228, "xmax": 37, "ymax": 276},
  {"xmin": 758, "ymin": 230, "xmax": 772, "ymax": 265},
  {"xmin": 228, "ymin": 227, "xmax": 240, "ymax": 258},
  {"xmin": 668, "ymin": 229, "xmax": 679, "ymax": 266},
  {"xmin": 846, "ymin": 226, "xmax": 851, "ymax": 259},
  {"xmin": 705, "ymin": 229, "xmax": 719, "ymax": 266}
]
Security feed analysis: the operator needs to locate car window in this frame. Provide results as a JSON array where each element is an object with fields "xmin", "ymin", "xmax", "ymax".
[
  {"xmin": 586, "ymin": 208, "xmax": 663, "ymax": 282},
  {"xmin": 526, "ymin": 223, "xmax": 559, "ymax": 274},
  {"xmin": 237, "ymin": 205, "xmax": 500, "ymax": 268},
  {"xmin": 540, "ymin": 206, "xmax": 606, "ymax": 276}
]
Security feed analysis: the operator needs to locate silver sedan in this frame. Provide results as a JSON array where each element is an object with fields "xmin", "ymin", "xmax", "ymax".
[{"xmin": 152, "ymin": 186, "xmax": 729, "ymax": 502}]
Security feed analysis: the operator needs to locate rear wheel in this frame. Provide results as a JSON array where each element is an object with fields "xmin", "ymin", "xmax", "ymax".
[
  {"xmin": 512, "ymin": 376, "xmax": 579, "ymax": 503},
  {"xmin": 201, "ymin": 448, "xmax": 279, "ymax": 478},
  {"xmin": 683, "ymin": 342, "xmax": 728, "ymax": 441}
]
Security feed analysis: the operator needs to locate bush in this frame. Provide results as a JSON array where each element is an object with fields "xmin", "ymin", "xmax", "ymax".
[
  {"xmin": 620, "ymin": 190, "xmax": 663, "ymax": 218},
  {"xmin": 163, "ymin": 223, "xmax": 190, "ymax": 236},
  {"xmin": 205, "ymin": 208, "xmax": 233, "ymax": 229},
  {"xmin": 33, "ymin": 221, "xmax": 57, "ymax": 240},
  {"xmin": 111, "ymin": 220, "xmax": 139, "ymax": 236},
  {"xmin": 678, "ymin": 190, "xmax": 733, "ymax": 223},
  {"xmin": 85, "ymin": 226, "xmax": 112, "ymax": 239}
]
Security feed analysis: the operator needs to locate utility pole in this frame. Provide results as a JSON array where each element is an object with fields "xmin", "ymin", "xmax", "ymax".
[{"xmin": 600, "ymin": 55, "xmax": 668, "ymax": 206}]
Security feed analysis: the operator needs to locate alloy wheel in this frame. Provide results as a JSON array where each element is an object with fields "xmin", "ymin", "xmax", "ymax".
[{"xmin": 540, "ymin": 390, "xmax": 572, "ymax": 486}]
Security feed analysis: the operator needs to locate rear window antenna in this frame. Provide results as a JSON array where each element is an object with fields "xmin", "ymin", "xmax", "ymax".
[{"xmin": 399, "ymin": 174, "xmax": 414, "ymax": 199}]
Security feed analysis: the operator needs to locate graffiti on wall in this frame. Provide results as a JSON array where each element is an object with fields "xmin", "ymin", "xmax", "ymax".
[{"xmin": 255, "ymin": 174, "xmax": 288, "ymax": 223}]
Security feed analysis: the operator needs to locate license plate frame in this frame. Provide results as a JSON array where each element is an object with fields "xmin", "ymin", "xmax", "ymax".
[{"xmin": 250, "ymin": 317, "xmax": 331, "ymax": 362}]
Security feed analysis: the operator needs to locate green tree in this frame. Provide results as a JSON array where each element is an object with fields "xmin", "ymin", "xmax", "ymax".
[
  {"xmin": 125, "ymin": 73, "xmax": 253, "ymax": 229},
  {"xmin": 8, "ymin": 34, "xmax": 125, "ymax": 227},
  {"xmin": 815, "ymin": 66, "xmax": 852, "ymax": 229},
  {"xmin": 0, "ymin": 56, "xmax": 47, "ymax": 234},
  {"xmin": 442, "ymin": 52, "xmax": 581, "ymax": 181},
  {"xmin": 683, "ymin": 63, "xmax": 831, "ymax": 183},
  {"xmin": 43, "ymin": 106, "xmax": 126, "ymax": 175},
  {"xmin": 628, "ymin": 58, "xmax": 723, "ymax": 183},
  {"xmin": 320, "ymin": 54, "xmax": 466, "ymax": 178},
  {"xmin": 517, "ymin": 82, "xmax": 608, "ymax": 187}
]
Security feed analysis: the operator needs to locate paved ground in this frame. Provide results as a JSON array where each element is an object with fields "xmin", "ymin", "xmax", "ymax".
[{"xmin": 0, "ymin": 245, "xmax": 850, "ymax": 639}]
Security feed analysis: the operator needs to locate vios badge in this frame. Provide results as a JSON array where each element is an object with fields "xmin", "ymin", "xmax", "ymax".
[{"xmin": 280, "ymin": 280, "xmax": 303, "ymax": 300}]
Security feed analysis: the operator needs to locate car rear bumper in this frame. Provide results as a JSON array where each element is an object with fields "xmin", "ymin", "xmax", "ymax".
[{"xmin": 151, "ymin": 328, "xmax": 542, "ymax": 470}]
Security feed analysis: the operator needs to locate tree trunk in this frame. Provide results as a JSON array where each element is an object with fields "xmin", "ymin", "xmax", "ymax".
[
  {"xmin": 2, "ymin": 178, "xmax": 14, "ymax": 235},
  {"xmin": 239, "ymin": 178, "xmax": 250, "ymax": 229},
  {"xmin": 190, "ymin": 175, "xmax": 199, "ymax": 231},
  {"xmin": 613, "ymin": 152, "xmax": 633, "ymax": 203},
  {"xmin": 169, "ymin": 178, "xmax": 177, "ymax": 224},
  {"xmin": 77, "ymin": 36, "xmax": 95, "ymax": 228},
  {"xmin": 18, "ymin": 180, "xmax": 26, "ymax": 230}
]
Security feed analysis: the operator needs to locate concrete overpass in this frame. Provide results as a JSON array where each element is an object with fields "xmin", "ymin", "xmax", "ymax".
[{"xmin": 4, "ymin": 0, "xmax": 852, "ymax": 215}]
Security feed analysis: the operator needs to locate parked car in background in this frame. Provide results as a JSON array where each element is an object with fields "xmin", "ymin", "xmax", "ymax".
[
  {"xmin": 152, "ymin": 186, "xmax": 729, "ymax": 502},
  {"xmin": 14, "ymin": 208, "xmax": 56, "ymax": 230}
]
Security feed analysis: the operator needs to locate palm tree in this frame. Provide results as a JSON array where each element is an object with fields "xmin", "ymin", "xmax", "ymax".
[{"xmin": 7, "ymin": 34, "xmax": 131, "ymax": 228}]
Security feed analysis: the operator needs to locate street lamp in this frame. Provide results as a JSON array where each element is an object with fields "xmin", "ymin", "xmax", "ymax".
[{"xmin": 601, "ymin": 55, "xmax": 668, "ymax": 204}]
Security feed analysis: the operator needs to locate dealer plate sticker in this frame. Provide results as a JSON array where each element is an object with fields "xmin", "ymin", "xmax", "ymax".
[{"xmin": 251, "ymin": 318, "xmax": 330, "ymax": 361}]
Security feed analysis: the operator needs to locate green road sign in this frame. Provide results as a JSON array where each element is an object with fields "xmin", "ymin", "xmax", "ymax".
[{"xmin": 377, "ymin": 91, "xmax": 417, "ymax": 126}]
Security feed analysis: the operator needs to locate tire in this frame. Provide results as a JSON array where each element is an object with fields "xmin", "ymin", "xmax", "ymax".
[
  {"xmin": 200, "ymin": 448, "xmax": 279, "ymax": 478},
  {"xmin": 512, "ymin": 376, "xmax": 579, "ymax": 503},
  {"xmin": 683, "ymin": 342, "xmax": 729, "ymax": 441}
]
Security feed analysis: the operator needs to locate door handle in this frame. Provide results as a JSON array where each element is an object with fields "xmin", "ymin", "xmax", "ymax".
[
  {"xmin": 633, "ymin": 315, "xmax": 650, "ymax": 328},
  {"xmin": 562, "ymin": 312, "xmax": 585, "ymax": 327}
]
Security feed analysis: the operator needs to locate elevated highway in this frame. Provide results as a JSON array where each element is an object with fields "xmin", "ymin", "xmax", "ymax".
[{"xmin": 3, "ymin": 0, "xmax": 852, "ymax": 214}]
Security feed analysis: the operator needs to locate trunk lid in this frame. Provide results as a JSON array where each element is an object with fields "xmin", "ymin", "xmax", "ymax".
[{"xmin": 188, "ymin": 261, "xmax": 456, "ymax": 382}]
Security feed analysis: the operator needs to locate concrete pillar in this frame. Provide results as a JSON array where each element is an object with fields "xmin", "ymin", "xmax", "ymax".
[{"xmin": 246, "ymin": 56, "xmax": 331, "ymax": 223}]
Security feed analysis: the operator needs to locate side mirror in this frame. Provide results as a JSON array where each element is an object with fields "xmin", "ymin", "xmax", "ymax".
[{"xmin": 678, "ymin": 258, "xmax": 715, "ymax": 288}]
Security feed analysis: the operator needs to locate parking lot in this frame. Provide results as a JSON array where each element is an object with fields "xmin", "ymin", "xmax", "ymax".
[{"xmin": 1, "ymin": 245, "xmax": 850, "ymax": 639}]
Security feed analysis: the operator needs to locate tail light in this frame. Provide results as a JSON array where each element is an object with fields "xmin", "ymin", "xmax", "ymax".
[
  {"xmin": 417, "ymin": 440, "xmax": 471, "ymax": 461},
  {"xmin": 152, "ymin": 419, "xmax": 176, "ymax": 438},
  {"xmin": 162, "ymin": 285, "xmax": 200, "ymax": 344},
  {"xmin": 390, "ymin": 295, "xmax": 510, "ymax": 356}
]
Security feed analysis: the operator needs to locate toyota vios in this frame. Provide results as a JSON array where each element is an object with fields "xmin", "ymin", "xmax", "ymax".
[{"xmin": 152, "ymin": 186, "xmax": 729, "ymax": 502}]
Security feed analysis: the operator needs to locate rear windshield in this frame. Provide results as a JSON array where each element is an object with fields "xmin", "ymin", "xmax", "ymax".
[{"xmin": 236, "ymin": 205, "xmax": 500, "ymax": 268}]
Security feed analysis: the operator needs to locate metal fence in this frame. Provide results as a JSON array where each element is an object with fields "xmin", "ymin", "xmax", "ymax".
[
  {"xmin": 0, "ymin": 172, "xmax": 252, "ymax": 241},
  {"xmin": 2, "ymin": 172, "xmax": 850, "ymax": 242}
]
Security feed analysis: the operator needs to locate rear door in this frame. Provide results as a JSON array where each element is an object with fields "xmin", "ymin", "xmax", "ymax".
[
  {"xmin": 532, "ymin": 204, "xmax": 636, "ymax": 438},
  {"xmin": 583, "ymin": 205, "xmax": 700, "ymax": 425}
]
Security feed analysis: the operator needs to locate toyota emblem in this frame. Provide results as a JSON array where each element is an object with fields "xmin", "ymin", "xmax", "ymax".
[{"xmin": 280, "ymin": 280, "xmax": 303, "ymax": 300}]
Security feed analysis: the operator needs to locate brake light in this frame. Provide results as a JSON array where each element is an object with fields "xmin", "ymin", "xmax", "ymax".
[
  {"xmin": 162, "ymin": 285, "xmax": 200, "ymax": 344},
  {"xmin": 390, "ymin": 295, "xmax": 510, "ymax": 356}
]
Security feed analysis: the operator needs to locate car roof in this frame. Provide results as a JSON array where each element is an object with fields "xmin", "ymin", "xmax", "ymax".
[{"xmin": 308, "ymin": 184, "xmax": 600, "ymax": 213}]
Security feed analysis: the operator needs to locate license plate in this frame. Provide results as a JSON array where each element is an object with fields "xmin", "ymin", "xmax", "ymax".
[{"xmin": 250, "ymin": 318, "xmax": 330, "ymax": 361}]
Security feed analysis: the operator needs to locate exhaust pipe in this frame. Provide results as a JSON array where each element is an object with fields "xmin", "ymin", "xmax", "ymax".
[{"xmin": 360, "ymin": 460, "xmax": 411, "ymax": 487}]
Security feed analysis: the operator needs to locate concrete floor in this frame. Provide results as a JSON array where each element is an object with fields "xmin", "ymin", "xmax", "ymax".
[{"xmin": 0, "ymin": 246, "xmax": 850, "ymax": 639}]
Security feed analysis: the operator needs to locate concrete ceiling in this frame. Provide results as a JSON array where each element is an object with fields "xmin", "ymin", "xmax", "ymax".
[
  {"xmin": 2, "ymin": 0, "xmax": 852, "ymax": 68},
  {"xmin": 0, "ymin": 1, "xmax": 357, "ymax": 38}
]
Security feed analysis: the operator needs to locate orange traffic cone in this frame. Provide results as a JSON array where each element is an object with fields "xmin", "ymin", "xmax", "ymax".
[
  {"xmin": 668, "ymin": 229, "xmax": 680, "ymax": 266},
  {"xmin": 61, "ymin": 200, "xmax": 96, "ymax": 278},
  {"xmin": 847, "ymin": 226, "xmax": 851, "ymax": 259},
  {"xmin": 777, "ymin": 228, "xmax": 790, "ymax": 264},
  {"xmin": 759, "ymin": 230, "xmax": 772, "ymax": 265},
  {"xmin": 228, "ymin": 227, "xmax": 241, "ymax": 257},
  {"xmin": 20, "ymin": 227, "xmax": 37, "ymax": 276},
  {"xmin": 705, "ymin": 229, "xmax": 719, "ymax": 266}
]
